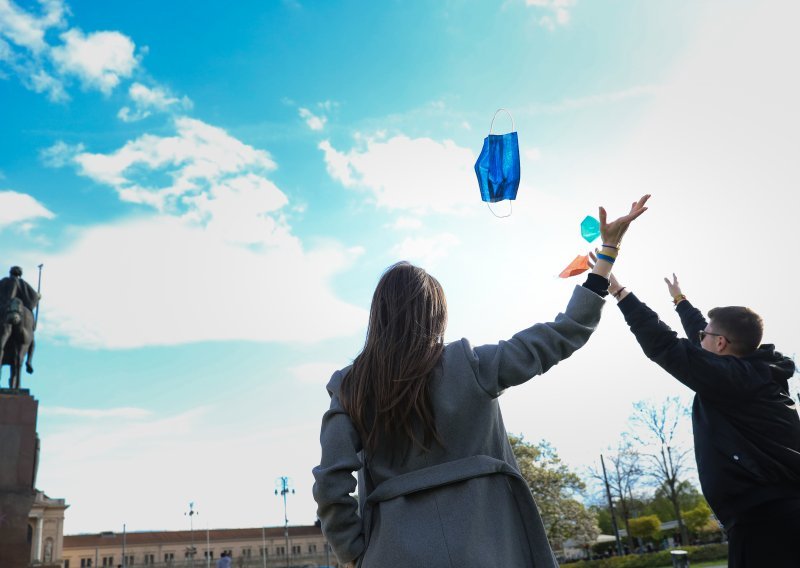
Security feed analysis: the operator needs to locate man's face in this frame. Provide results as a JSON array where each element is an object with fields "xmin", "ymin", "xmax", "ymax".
[{"xmin": 699, "ymin": 321, "xmax": 729, "ymax": 354}]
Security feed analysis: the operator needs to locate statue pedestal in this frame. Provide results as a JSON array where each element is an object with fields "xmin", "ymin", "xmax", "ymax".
[{"xmin": 0, "ymin": 390, "xmax": 39, "ymax": 568}]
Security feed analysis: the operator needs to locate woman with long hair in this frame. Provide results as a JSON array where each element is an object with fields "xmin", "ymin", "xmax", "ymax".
[{"xmin": 313, "ymin": 195, "xmax": 650, "ymax": 567}]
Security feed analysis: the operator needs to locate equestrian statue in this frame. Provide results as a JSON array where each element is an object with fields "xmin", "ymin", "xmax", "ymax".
[{"xmin": 0, "ymin": 266, "xmax": 41, "ymax": 390}]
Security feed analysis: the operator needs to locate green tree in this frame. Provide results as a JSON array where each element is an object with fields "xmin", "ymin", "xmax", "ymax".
[
  {"xmin": 589, "ymin": 505, "xmax": 613, "ymax": 535},
  {"xmin": 643, "ymin": 480, "xmax": 702, "ymax": 521},
  {"xmin": 509, "ymin": 435, "xmax": 600, "ymax": 551},
  {"xmin": 630, "ymin": 397, "xmax": 693, "ymax": 546},
  {"xmin": 628, "ymin": 515, "xmax": 661, "ymax": 542},
  {"xmin": 682, "ymin": 500, "xmax": 712, "ymax": 535},
  {"xmin": 591, "ymin": 439, "xmax": 642, "ymax": 551}
]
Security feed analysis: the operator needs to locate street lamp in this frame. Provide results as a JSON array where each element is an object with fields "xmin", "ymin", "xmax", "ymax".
[
  {"xmin": 274, "ymin": 477, "xmax": 295, "ymax": 568},
  {"xmin": 185, "ymin": 502, "xmax": 199, "ymax": 567}
]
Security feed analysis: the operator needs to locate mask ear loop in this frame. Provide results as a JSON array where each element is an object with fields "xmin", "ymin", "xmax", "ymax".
[{"xmin": 487, "ymin": 108, "xmax": 514, "ymax": 218}]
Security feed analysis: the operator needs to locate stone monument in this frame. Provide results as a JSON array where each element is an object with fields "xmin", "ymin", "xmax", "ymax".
[
  {"xmin": 0, "ymin": 264, "xmax": 54, "ymax": 567},
  {"xmin": 0, "ymin": 388, "xmax": 39, "ymax": 568}
]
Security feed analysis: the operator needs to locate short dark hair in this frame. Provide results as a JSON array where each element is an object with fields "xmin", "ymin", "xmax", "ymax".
[
  {"xmin": 10, "ymin": 266, "xmax": 22, "ymax": 277},
  {"xmin": 707, "ymin": 306, "xmax": 763, "ymax": 355}
]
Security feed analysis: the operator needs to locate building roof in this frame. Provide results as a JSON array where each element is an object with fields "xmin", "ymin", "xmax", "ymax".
[{"xmin": 64, "ymin": 526, "xmax": 323, "ymax": 548}]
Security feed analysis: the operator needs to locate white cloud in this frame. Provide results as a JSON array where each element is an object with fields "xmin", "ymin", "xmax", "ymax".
[
  {"xmin": 524, "ymin": 147, "xmax": 542, "ymax": 161},
  {"xmin": 0, "ymin": 35, "xmax": 11, "ymax": 61},
  {"xmin": 27, "ymin": 66, "xmax": 66, "ymax": 100},
  {"xmin": 389, "ymin": 216, "xmax": 423, "ymax": 230},
  {"xmin": 318, "ymin": 140, "xmax": 354, "ymax": 186},
  {"xmin": 298, "ymin": 107, "xmax": 327, "ymax": 131},
  {"xmin": 60, "ymin": 118, "xmax": 281, "ymax": 243},
  {"xmin": 1, "ymin": 1, "xmax": 140, "ymax": 99},
  {"xmin": 0, "ymin": 0, "xmax": 66, "ymax": 53},
  {"xmin": 40, "ymin": 406, "xmax": 153, "ymax": 419},
  {"xmin": 525, "ymin": 0, "xmax": 576, "ymax": 29},
  {"xmin": 319, "ymin": 135, "xmax": 476, "ymax": 214},
  {"xmin": 0, "ymin": 189, "xmax": 54, "ymax": 227},
  {"xmin": 50, "ymin": 28, "xmax": 137, "ymax": 94},
  {"xmin": 39, "ymin": 140, "xmax": 84, "ymax": 167},
  {"xmin": 392, "ymin": 233, "xmax": 460, "ymax": 268},
  {"xmin": 289, "ymin": 362, "xmax": 341, "ymax": 385},
  {"xmin": 118, "ymin": 82, "xmax": 192, "ymax": 122},
  {"xmin": 523, "ymin": 84, "xmax": 660, "ymax": 115},
  {"xmin": 33, "ymin": 215, "xmax": 366, "ymax": 349},
  {"xmin": 33, "ymin": 116, "xmax": 370, "ymax": 348}
]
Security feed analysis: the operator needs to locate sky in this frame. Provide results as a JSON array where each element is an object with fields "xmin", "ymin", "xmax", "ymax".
[{"xmin": 2, "ymin": 0, "xmax": 799, "ymax": 535}]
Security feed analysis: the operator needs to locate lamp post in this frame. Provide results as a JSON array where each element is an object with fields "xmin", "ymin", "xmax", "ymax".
[
  {"xmin": 206, "ymin": 524, "xmax": 211, "ymax": 568},
  {"xmin": 261, "ymin": 526, "xmax": 267, "ymax": 568},
  {"xmin": 185, "ymin": 502, "xmax": 199, "ymax": 567},
  {"xmin": 600, "ymin": 455, "xmax": 625, "ymax": 557},
  {"xmin": 274, "ymin": 477, "xmax": 295, "ymax": 568}
]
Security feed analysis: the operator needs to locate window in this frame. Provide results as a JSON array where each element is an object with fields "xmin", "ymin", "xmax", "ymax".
[
  {"xmin": 259, "ymin": 547, "xmax": 268, "ymax": 557},
  {"xmin": 163, "ymin": 552, "xmax": 174, "ymax": 565},
  {"xmin": 143, "ymin": 554, "xmax": 154, "ymax": 565},
  {"xmin": 276, "ymin": 546, "xmax": 285, "ymax": 556},
  {"xmin": 64, "ymin": 562, "xmax": 70, "ymax": 568},
  {"xmin": 308, "ymin": 544, "xmax": 317, "ymax": 554},
  {"xmin": 80, "ymin": 559, "xmax": 92, "ymax": 568},
  {"xmin": 102, "ymin": 557, "xmax": 114, "ymax": 567},
  {"xmin": 125, "ymin": 555, "xmax": 135, "ymax": 565},
  {"xmin": 241, "ymin": 548, "xmax": 251, "ymax": 558},
  {"xmin": 203, "ymin": 551, "xmax": 214, "ymax": 559},
  {"xmin": 291, "ymin": 545, "xmax": 301, "ymax": 555},
  {"xmin": 222, "ymin": 549, "xmax": 232, "ymax": 557}
]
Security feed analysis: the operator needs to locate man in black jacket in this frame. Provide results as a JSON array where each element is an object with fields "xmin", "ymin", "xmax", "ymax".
[{"xmin": 607, "ymin": 272, "xmax": 800, "ymax": 567}]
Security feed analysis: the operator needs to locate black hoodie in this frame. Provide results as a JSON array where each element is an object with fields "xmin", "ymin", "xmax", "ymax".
[{"xmin": 619, "ymin": 294, "xmax": 800, "ymax": 528}]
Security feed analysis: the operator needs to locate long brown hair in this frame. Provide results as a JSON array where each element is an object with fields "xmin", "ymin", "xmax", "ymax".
[{"xmin": 340, "ymin": 261, "xmax": 447, "ymax": 459}]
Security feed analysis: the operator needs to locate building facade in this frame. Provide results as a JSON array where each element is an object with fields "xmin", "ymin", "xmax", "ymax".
[
  {"xmin": 29, "ymin": 490, "xmax": 69, "ymax": 567},
  {"xmin": 62, "ymin": 525, "xmax": 338, "ymax": 568}
]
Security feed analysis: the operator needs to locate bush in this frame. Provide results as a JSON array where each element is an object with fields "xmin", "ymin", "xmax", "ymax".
[
  {"xmin": 686, "ymin": 543, "xmax": 728, "ymax": 562},
  {"xmin": 564, "ymin": 543, "xmax": 728, "ymax": 567}
]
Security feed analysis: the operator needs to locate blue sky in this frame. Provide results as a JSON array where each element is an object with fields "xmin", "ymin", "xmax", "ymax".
[{"xmin": 2, "ymin": 0, "xmax": 799, "ymax": 534}]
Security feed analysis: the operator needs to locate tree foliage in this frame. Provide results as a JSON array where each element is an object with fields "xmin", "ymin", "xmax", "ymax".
[
  {"xmin": 627, "ymin": 515, "xmax": 661, "ymax": 541},
  {"xmin": 509, "ymin": 434, "xmax": 600, "ymax": 549},
  {"xmin": 642, "ymin": 480, "xmax": 700, "ymax": 521},
  {"xmin": 682, "ymin": 500, "xmax": 712, "ymax": 534}
]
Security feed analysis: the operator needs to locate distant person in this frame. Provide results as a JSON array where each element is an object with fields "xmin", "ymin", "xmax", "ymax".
[
  {"xmin": 606, "ymin": 270, "xmax": 800, "ymax": 568},
  {"xmin": 216, "ymin": 551, "xmax": 231, "ymax": 568},
  {"xmin": 312, "ymin": 197, "xmax": 650, "ymax": 567}
]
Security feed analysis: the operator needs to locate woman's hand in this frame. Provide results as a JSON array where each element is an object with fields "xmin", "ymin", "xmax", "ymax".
[
  {"xmin": 664, "ymin": 273, "xmax": 684, "ymax": 303},
  {"xmin": 599, "ymin": 194, "xmax": 650, "ymax": 247},
  {"xmin": 589, "ymin": 251, "xmax": 626, "ymax": 299}
]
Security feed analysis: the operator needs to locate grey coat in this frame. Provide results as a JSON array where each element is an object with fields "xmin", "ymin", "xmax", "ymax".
[{"xmin": 312, "ymin": 285, "xmax": 605, "ymax": 567}]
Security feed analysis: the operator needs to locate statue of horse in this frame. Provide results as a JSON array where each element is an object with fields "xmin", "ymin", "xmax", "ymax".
[{"xmin": 0, "ymin": 297, "xmax": 35, "ymax": 389}]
